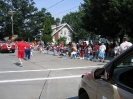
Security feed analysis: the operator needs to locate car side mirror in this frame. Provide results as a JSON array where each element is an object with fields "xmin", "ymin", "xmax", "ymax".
[{"xmin": 91, "ymin": 68, "xmax": 105, "ymax": 79}]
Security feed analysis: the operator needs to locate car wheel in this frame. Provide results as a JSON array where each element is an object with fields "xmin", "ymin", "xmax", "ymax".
[
  {"xmin": 12, "ymin": 50, "xmax": 15, "ymax": 53},
  {"xmin": 79, "ymin": 92, "xmax": 89, "ymax": 99},
  {"xmin": 0, "ymin": 49, "xmax": 2, "ymax": 53}
]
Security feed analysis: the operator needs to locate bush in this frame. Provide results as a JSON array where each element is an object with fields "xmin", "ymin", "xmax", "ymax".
[
  {"xmin": 57, "ymin": 37, "xmax": 67, "ymax": 45},
  {"xmin": 42, "ymin": 34, "xmax": 53, "ymax": 44}
]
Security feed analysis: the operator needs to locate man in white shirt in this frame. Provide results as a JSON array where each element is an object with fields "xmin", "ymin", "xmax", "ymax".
[{"xmin": 119, "ymin": 37, "xmax": 132, "ymax": 53}]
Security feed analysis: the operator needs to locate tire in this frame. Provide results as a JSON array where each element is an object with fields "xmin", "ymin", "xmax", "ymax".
[
  {"xmin": 0, "ymin": 49, "xmax": 2, "ymax": 53},
  {"xmin": 12, "ymin": 50, "xmax": 15, "ymax": 53},
  {"xmin": 79, "ymin": 92, "xmax": 89, "ymax": 99}
]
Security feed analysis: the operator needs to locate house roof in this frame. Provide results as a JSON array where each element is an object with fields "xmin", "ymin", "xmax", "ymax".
[{"xmin": 51, "ymin": 23, "xmax": 74, "ymax": 36}]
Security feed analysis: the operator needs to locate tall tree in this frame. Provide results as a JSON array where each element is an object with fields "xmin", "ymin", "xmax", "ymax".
[
  {"xmin": 43, "ymin": 17, "xmax": 52, "ymax": 35},
  {"xmin": 81, "ymin": 0, "xmax": 133, "ymax": 43},
  {"xmin": 0, "ymin": 0, "xmax": 57, "ymax": 41},
  {"xmin": 43, "ymin": 17, "xmax": 52, "ymax": 43},
  {"xmin": 62, "ymin": 11, "xmax": 88, "ymax": 42}
]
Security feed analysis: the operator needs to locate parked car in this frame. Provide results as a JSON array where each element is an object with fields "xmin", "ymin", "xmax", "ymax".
[
  {"xmin": 78, "ymin": 45, "xmax": 133, "ymax": 99},
  {"xmin": 0, "ymin": 40, "xmax": 16, "ymax": 53}
]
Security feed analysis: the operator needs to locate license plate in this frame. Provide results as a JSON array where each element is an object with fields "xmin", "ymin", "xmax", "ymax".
[{"xmin": 8, "ymin": 49, "xmax": 10, "ymax": 50}]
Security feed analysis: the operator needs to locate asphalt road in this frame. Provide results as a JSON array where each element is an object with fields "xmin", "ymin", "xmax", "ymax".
[{"xmin": 0, "ymin": 50, "xmax": 111, "ymax": 99}]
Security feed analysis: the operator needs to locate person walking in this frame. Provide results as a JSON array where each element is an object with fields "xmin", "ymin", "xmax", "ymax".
[
  {"xmin": 17, "ymin": 38, "xmax": 26, "ymax": 67},
  {"xmin": 25, "ymin": 42, "xmax": 31, "ymax": 60},
  {"xmin": 119, "ymin": 37, "xmax": 132, "ymax": 53}
]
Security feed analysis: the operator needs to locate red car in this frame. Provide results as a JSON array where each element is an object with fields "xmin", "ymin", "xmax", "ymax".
[{"xmin": 0, "ymin": 40, "xmax": 16, "ymax": 53}]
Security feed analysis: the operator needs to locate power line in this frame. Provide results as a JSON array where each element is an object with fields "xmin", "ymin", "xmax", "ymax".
[
  {"xmin": 43, "ymin": 0, "xmax": 80, "ymax": 17},
  {"xmin": 46, "ymin": 0, "xmax": 65, "ymax": 10},
  {"xmin": 53, "ymin": 6, "xmax": 79, "ymax": 16}
]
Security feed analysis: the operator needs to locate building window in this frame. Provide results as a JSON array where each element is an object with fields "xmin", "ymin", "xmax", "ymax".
[
  {"xmin": 60, "ymin": 30, "xmax": 63, "ymax": 34},
  {"xmin": 64, "ymin": 30, "xmax": 66, "ymax": 35},
  {"xmin": 68, "ymin": 30, "xmax": 70, "ymax": 34}
]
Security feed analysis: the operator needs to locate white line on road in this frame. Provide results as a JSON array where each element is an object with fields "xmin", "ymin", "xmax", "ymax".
[
  {"xmin": 0, "ymin": 66, "xmax": 102, "ymax": 74},
  {"xmin": 0, "ymin": 75, "xmax": 81, "ymax": 83}
]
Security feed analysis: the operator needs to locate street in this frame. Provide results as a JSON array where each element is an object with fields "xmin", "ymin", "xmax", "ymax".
[{"xmin": 0, "ymin": 50, "xmax": 108, "ymax": 99}]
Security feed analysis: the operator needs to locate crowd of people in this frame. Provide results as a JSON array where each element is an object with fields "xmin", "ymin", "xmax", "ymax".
[{"xmin": 16, "ymin": 36, "xmax": 132, "ymax": 67}]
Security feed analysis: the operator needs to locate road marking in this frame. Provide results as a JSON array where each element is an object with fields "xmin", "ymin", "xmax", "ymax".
[
  {"xmin": 0, "ymin": 66, "xmax": 102, "ymax": 74},
  {"xmin": 0, "ymin": 75, "xmax": 81, "ymax": 83}
]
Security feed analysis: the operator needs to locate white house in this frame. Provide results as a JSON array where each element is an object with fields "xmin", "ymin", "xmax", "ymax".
[
  {"xmin": 51, "ymin": 23, "xmax": 74, "ymax": 44},
  {"xmin": 35, "ymin": 23, "xmax": 74, "ymax": 44}
]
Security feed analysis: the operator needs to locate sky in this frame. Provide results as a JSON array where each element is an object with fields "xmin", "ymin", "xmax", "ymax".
[{"xmin": 33, "ymin": 0, "xmax": 84, "ymax": 20}]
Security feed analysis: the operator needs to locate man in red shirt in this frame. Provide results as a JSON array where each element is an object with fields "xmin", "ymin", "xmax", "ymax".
[{"xmin": 17, "ymin": 39, "xmax": 26, "ymax": 67}]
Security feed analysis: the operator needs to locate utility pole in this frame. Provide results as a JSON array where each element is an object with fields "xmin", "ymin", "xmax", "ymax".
[{"xmin": 8, "ymin": 10, "xmax": 16, "ymax": 36}]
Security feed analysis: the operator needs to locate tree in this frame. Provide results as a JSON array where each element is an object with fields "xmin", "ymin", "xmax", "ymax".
[
  {"xmin": 81, "ymin": 0, "xmax": 133, "ymax": 43},
  {"xmin": 0, "ymin": 0, "xmax": 56, "ymax": 41},
  {"xmin": 42, "ymin": 17, "xmax": 53, "ymax": 43},
  {"xmin": 57, "ymin": 37, "xmax": 67, "ymax": 45},
  {"xmin": 43, "ymin": 17, "xmax": 52, "ymax": 35},
  {"xmin": 55, "ymin": 18, "xmax": 60, "ymax": 24},
  {"xmin": 43, "ymin": 34, "xmax": 52, "ymax": 43},
  {"xmin": 62, "ymin": 11, "xmax": 88, "ymax": 42}
]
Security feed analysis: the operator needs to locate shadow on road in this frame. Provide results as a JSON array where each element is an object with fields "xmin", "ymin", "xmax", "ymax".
[
  {"xmin": 68, "ymin": 96, "xmax": 78, "ymax": 99},
  {"xmin": 14, "ymin": 62, "xmax": 20, "ymax": 66}
]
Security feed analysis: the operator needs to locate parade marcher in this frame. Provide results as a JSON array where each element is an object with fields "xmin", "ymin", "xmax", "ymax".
[
  {"xmin": 119, "ymin": 37, "xmax": 132, "ymax": 53},
  {"xmin": 25, "ymin": 42, "xmax": 31, "ymax": 60},
  {"xmin": 17, "ymin": 38, "xmax": 26, "ymax": 67}
]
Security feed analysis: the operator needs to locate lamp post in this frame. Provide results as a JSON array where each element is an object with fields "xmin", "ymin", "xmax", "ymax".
[{"xmin": 8, "ymin": 10, "xmax": 16, "ymax": 36}]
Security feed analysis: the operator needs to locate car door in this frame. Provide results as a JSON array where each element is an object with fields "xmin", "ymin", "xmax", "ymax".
[
  {"xmin": 96, "ymin": 79, "xmax": 114, "ymax": 99},
  {"xmin": 83, "ymin": 72, "xmax": 99, "ymax": 99},
  {"xmin": 115, "ymin": 84, "xmax": 133, "ymax": 99},
  {"xmin": 96, "ymin": 79, "xmax": 133, "ymax": 99}
]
